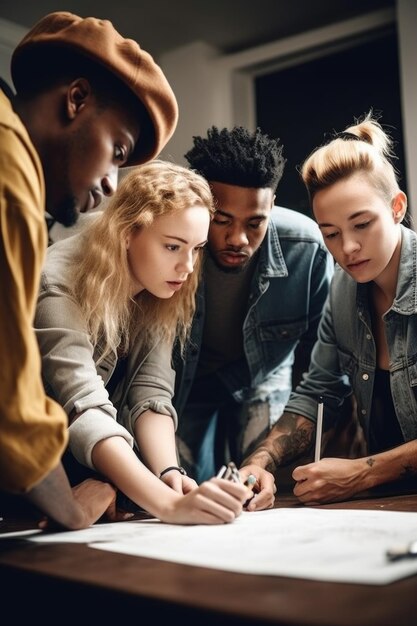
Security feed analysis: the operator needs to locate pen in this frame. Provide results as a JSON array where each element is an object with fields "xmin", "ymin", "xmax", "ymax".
[
  {"xmin": 386, "ymin": 540, "xmax": 417, "ymax": 562},
  {"xmin": 314, "ymin": 396, "xmax": 324, "ymax": 462},
  {"xmin": 216, "ymin": 462, "xmax": 256, "ymax": 489},
  {"xmin": 216, "ymin": 462, "xmax": 257, "ymax": 508}
]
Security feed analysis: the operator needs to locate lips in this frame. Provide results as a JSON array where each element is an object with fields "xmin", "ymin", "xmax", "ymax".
[
  {"xmin": 220, "ymin": 251, "xmax": 248, "ymax": 266},
  {"xmin": 346, "ymin": 259, "xmax": 369, "ymax": 271},
  {"xmin": 83, "ymin": 190, "xmax": 103, "ymax": 213},
  {"xmin": 167, "ymin": 281, "xmax": 185, "ymax": 291}
]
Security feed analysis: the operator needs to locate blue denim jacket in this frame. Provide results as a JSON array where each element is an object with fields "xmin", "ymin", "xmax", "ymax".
[
  {"xmin": 286, "ymin": 224, "xmax": 417, "ymax": 444},
  {"xmin": 174, "ymin": 206, "xmax": 334, "ymax": 426}
]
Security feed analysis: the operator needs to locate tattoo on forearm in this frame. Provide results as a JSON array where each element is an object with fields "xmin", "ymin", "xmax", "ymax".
[
  {"xmin": 366, "ymin": 457, "xmax": 375, "ymax": 467},
  {"xmin": 246, "ymin": 412, "xmax": 314, "ymax": 473}
]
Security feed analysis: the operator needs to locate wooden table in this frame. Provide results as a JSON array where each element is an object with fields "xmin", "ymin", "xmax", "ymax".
[{"xmin": 1, "ymin": 492, "xmax": 416, "ymax": 626}]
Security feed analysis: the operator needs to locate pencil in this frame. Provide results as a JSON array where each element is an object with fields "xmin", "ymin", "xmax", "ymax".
[{"xmin": 314, "ymin": 396, "xmax": 324, "ymax": 462}]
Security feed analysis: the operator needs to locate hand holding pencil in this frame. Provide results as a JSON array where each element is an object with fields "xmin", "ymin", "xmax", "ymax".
[{"xmin": 219, "ymin": 462, "xmax": 276, "ymax": 511}]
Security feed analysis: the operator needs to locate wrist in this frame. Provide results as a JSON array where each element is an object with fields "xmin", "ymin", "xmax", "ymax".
[
  {"xmin": 244, "ymin": 449, "xmax": 277, "ymax": 474},
  {"xmin": 159, "ymin": 465, "xmax": 187, "ymax": 479}
]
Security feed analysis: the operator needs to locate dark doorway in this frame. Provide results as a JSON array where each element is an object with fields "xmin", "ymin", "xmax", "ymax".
[{"xmin": 256, "ymin": 27, "xmax": 406, "ymax": 217}]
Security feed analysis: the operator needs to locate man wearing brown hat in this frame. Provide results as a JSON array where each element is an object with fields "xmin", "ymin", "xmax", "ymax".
[{"xmin": 0, "ymin": 12, "xmax": 178, "ymax": 529}]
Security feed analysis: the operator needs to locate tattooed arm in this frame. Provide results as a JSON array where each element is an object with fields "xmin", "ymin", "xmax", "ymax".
[
  {"xmin": 292, "ymin": 439, "xmax": 417, "ymax": 505},
  {"xmin": 238, "ymin": 412, "xmax": 315, "ymax": 511},
  {"xmin": 243, "ymin": 412, "xmax": 315, "ymax": 472}
]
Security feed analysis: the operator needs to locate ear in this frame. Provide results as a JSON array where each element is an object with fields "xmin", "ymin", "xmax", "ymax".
[
  {"xmin": 271, "ymin": 193, "xmax": 276, "ymax": 209},
  {"xmin": 392, "ymin": 191, "xmax": 407, "ymax": 224},
  {"xmin": 66, "ymin": 78, "xmax": 92, "ymax": 120}
]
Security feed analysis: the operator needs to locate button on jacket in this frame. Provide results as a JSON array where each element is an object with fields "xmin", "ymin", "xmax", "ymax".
[
  {"xmin": 286, "ymin": 224, "xmax": 417, "ymax": 445},
  {"xmin": 174, "ymin": 206, "xmax": 334, "ymax": 428}
]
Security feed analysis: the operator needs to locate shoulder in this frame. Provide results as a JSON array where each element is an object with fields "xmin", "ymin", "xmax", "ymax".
[
  {"xmin": 269, "ymin": 206, "xmax": 323, "ymax": 243},
  {"xmin": 0, "ymin": 92, "xmax": 44, "ymax": 215},
  {"xmin": 41, "ymin": 233, "xmax": 85, "ymax": 289}
]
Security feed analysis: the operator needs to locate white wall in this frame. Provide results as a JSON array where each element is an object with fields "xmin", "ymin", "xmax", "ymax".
[
  {"xmin": 0, "ymin": 17, "xmax": 26, "ymax": 88},
  {"xmin": 160, "ymin": 5, "xmax": 417, "ymax": 224},
  {"xmin": 1, "ymin": 6, "xmax": 415, "ymax": 220}
]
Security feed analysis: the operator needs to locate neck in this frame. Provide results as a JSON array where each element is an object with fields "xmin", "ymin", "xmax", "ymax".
[{"xmin": 372, "ymin": 230, "xmax": 402, "ymax": 306}]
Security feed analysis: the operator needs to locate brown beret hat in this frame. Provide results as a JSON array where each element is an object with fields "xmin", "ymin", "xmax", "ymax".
[{"xmin": 11, "ymin": 11, "xmax": 178, "ymax": 165}]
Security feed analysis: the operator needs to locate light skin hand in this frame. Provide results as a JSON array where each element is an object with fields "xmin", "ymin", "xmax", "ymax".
[
  {"xmin": 160, "ymin": 477, "xmax": 250, "ymax": 525},
  {"xmin": 293, "ymin": 440, "xmax": 417, "ymax": 505},
  {"xmin": 292, "ymin": 458, "xmax": 367, "ymax": 505},
  {"xmin": 160, "ymin": 471, "xmax": 198, "ymax": 494},
  {"xmin": 238, "ymin": 465, "xmax": 276, "ymax": 511},
  {"xmin": 92, "ymin": 436, "xmax": 249, "ymax": 525}
]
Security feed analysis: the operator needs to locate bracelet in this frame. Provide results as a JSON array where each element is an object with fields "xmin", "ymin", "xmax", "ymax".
[{"xmin": 159, "ymin": 466, "xmax": 187, "ymax": 479}]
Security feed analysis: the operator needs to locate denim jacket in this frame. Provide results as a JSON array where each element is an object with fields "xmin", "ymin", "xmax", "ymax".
[
  {"xmin": 286, "ymin": 224, "xmax": 417, "ymax": 444},
  {"xmin": 174, "ymin": 206, "xmax": 334, "ymax": 426}
]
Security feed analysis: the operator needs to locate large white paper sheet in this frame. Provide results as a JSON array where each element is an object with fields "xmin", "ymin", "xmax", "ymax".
[{"xmin": 28, "ymin": 508, "xmax": 417, "ymax": 585}]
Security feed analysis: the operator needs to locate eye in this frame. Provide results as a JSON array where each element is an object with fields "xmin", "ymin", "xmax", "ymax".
[
  {"xmin": 324, "ymin": 231, "xmax": 338, "ymax": 240},
  {"xmin": 114, "ymin": 145, "xmax": 128, "ymax": 163},
  {"xmin": 165, "ymin": 244, "xmax": 180, "ymax": 252},
  {"xmin": 249, "ymin": 222, "xmax": 263, "ymax": 230},
  {"xmin": 213, "ymin": 216, "xmax": 230, "ymax": 225},
  {"xmin": 355, "ymin": 221, "xmax": 371, "ymax": 230}
]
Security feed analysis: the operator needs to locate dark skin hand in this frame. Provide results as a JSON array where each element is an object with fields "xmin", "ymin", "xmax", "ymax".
[
  {"xmin": 26, "ymin": 462, "xmax": 126, "ymax": 530},
  {"xmin": 240, "ymin": 412, "xmax": 315, "ymax": 510}
]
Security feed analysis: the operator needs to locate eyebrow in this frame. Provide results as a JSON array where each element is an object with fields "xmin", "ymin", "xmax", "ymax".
[
  {"xmin": 163, "ymin": 235, "xmax": 208, "ymax": 246},
  {"xmin": 216, "ymin": 209, "xmax": 268, "ymax": 220},
  {"xmin": 318, "ymin": 210, "xmax": 370, "ymax": 228}
]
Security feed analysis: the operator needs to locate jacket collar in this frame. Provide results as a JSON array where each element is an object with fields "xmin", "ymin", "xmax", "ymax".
[
  {"xmin": 258, "ymin": 211, "xmax": 288, "ymax": 278},
  {"xmin": 391, "ymin": 225, "xmax": 417, "ymax": 315},
  {"xmin": 357, "ymin": 225, "xmax": 417, "ymax": 315}
]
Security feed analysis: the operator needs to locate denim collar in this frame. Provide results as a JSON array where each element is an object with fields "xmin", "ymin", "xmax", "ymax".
[
  {"xmin": 258, "ymin": 215, "xmax": 288, "ymax": 278},
  {"xmin": 357, "ymin": 225, "xmax": 417, "ymax": 316},
  {"xmin": 391, "ymin": 225, "xmax": 417, "ymax": 315}
]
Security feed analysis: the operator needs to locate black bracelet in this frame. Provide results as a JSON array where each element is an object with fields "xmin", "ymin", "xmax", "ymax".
[{"xmin": 159, "ymin": 466, "xmax": 187, "ymax": 479}]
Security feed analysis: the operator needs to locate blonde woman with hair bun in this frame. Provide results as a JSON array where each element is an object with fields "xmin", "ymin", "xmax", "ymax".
[
  {"xmin": 242, "ymin": 113, "xmax": 417, "ymax": 506},
  {"xmin": 35, "ymin": 160, "xmax": 250, "ymax": 524}
]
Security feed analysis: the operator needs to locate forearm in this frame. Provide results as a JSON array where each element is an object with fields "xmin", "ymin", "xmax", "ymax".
[
  {"xmin": 133, "ymin": 409, "xmax": 178, "ymax": 475},
  {"xmin": 25, "ymin": 462, "xmax": 86, "ymax": 529},
  {"xmin": 243, "ymin": 412, "xmax": 315, "ymax": 472},
  {"xmin": 358, "ymin": 439, "xmax": 417, "ymax": 491},
  {"xmin": 91, "ymin": 436, "xmax": 180, "ymax": 518}
]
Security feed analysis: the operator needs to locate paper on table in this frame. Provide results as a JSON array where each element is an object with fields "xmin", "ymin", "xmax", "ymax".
[{"xmin": 28, "ymin": 508, "xmax": 417, "ymax": 585}]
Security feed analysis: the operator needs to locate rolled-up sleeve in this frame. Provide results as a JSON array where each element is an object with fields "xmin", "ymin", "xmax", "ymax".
[
  {"xmin": 121, "ymin": 338, "xmax": 178, "ymax": 437},
  {"xmin": 35, "ymin": 280, "xmax": 134, "ymax": 469}
]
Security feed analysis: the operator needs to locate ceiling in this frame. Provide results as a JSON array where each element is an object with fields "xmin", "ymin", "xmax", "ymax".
[{"xmin": 0, "ymin": 0, "xmax": 394, "ymax": 59}]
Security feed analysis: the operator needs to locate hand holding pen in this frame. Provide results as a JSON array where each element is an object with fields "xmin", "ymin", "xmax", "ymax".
[{"xmin": 217, "ymin": 462, "xmax": 259, "ymax": 508}]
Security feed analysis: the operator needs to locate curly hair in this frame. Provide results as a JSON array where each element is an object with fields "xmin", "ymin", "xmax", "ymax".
[
  {"xmin": 70, "ymin": 160, "xmax": 214, "ymax": 360},
  {"xmin": 184, "ymin": 126, "xmax": 286, "ymax": 191}
]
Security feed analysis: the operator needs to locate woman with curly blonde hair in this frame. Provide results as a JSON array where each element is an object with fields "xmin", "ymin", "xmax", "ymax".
[{"xmin": 35, "ymin": 160, "xmax": 250, "ymax": 524}]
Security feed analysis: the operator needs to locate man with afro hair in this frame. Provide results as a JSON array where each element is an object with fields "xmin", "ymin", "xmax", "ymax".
[{"xmin": 173, "ymin": 126, "xmax": 334, "ymax": 492}]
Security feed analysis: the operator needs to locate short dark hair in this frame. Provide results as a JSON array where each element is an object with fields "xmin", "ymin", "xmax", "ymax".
[{"xmin": 184, "ymin": 126, "xmax": 286, "ymax": 192}]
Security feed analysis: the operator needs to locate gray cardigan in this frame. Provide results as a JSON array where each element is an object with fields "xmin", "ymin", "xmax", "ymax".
[{"xmin": 35, "ymin": 233, "xmax": 178, "ymax": 469}]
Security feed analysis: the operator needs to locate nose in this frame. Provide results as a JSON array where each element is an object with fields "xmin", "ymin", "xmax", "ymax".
[
  {"xmin": 177, "ymin": 251, "xmax": 194, "ymax": 275},
  {"xmin": 341, "ymin": 234, "xmax": 361, "ymax": 256},
  {"xmin": 225, "ymin": 225, "xmax": 249, "ymax": 247},
  {"xmin": 101, "ymin": 168, "xmax": 118, "ymax": 197}
]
